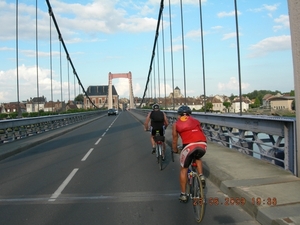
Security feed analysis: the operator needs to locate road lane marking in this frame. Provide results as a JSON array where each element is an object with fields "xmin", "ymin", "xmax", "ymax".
[
  {"xmin": 95, "ymin": 138, "xmax": 102, "ymax": 145},
  {"xmin": 48, "ymin": 168, "xmax": 79, "ymax": 202},
  {"xmin": 81, "ymin": 148, "xmax": 94, "ymax": 161}
]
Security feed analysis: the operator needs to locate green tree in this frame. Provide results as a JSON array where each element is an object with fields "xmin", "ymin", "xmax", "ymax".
[
  {"xmin": 250, "ymin": 97, "xmax": 261, "ymax": 108},
  {"xmin": 229, "ymin": 94, "xmax": 236, "ymax": 101},
  {"xmin": 223, "ymin": 101, "xmax": 231, "ymax": 112},
  {"xmin": 202, "ymin": 102, "xmax": 213, "ymax": 112},
  {"xmin": 74, "ymin": 94, "xmax": 84, "ymax": 102}
]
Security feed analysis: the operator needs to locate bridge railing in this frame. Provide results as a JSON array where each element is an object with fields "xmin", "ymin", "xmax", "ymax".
[
  {"xmin": 0, "ymin": 111, "xmax": 106, "ymax": 144},
  {"xmin": 133, "ymin": 109, "xmax": 296, "ymax": 175}
]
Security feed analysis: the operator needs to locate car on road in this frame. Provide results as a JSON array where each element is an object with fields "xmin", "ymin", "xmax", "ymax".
[{"xmin": 108, "ymin": 109, "xmax": 116, "ymax": 116}]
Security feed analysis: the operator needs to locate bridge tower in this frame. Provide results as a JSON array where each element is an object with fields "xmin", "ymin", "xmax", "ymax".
[{"xmin": 108, "ymin": 72, "xmax": 135, "ymax": 109}]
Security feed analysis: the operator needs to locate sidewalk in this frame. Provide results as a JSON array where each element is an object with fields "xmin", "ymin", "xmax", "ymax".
[
  {"xmin": 1, "ymin": 111, "xmax": 300, "ymax": 225},
  {"xmin": 129, "ymin": 110, "xmax": 300, "ymax": 225}
]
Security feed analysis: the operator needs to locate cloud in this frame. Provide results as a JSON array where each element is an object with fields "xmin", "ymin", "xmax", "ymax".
[
  {"xmin": 218, "ymin": 77, "xmax": 249, "ymax": 92},
  {"xmin": 273, "ymin": 15, "xmax": 290, "ymax": 31},
  {"xmin": 222, "ymin": 32, "xmax": 237, "ymax": 40},
  {"xmin": 0, "ymin": 65, "xmax": 75, "ymax": 102},
  {"xmin": 217, "ymin": 11, "xmax": 241, "ymax": 18},
  {"xmin": 249, "ymin": 4, "xmax": 280, "ymax": 13},
  {"xmin": 113, "ymin": 78, "xmax": 142, "ymax": 98},
  {"xmin": 248, "ymin": 35, "xmax": 291, "ymax": 58},
  {"xmin": 0, "ymin": 0, "xmax": 159, "ymax": 42}
]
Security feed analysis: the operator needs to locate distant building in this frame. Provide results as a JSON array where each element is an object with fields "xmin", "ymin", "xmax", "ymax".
[
  {"xmin": 84, "ymin": 85, "xmax": 119, "ymax": 109},
  {"xmin": 268, "ymin": 95, "xmax": 294, "ymax": 111},
  {"xmin": 26, "ymin": 96, "xmax": 46, "ymax": 113},
  {"xmin": 2, "ymin": 102, "xmax": 26, "ymax": 113},
  {"xmin": 44, "ymin": 101, "xmax": 66, "ymax": 112},
  {"xmin": 168, "ymin": 86, "xmax": 183, "ymax": 98},
  {"xmin": 230, "ymin": 97, "xmax": 251, "ymax": 113},
  {"xmin": 66, "ymin": 101, "xmax": 78, "ymax": 111}
]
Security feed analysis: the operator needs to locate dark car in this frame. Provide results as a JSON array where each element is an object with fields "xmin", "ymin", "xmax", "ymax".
[{"xmin": 108, "ymin": 109, "xmax": 116, "ymax": 116}]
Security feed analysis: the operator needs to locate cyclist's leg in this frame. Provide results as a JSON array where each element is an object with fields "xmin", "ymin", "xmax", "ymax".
[
  {"xmin": 195, "ymin": 156, "xmax": 206, "ymax": 188},
  {"xmin": 179, "ymin": 166, "xmax": 189, "ymax": 202},
  {"xmin": 179, "ymin": 148, "xmax": 193, "ymax": 201},
  {"xmin": 195, "ymin": 159, "xmax": 203, "ymax": 175},
  {"xmin": 159, "ymin": 127, "xmax": 166, "ymax": 158},
  {"xmin": 150, "ymin": 127, "xmax": 156, "ymax": 153}
]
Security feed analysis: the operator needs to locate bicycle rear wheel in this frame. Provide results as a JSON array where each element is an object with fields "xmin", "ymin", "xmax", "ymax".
[
  {"xmin": 192, "ymin": 175, "xmax": 205, "ymax": 223},
  {"xmin": 157, "ymin": 144, "xmax": 163, "ymax": 170}
]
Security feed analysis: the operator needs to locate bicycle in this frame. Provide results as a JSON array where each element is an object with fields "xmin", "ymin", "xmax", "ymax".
[
  {"xmin": 153, "ymin": 130, "xmax": 165, "ymax": 170},
  {"xmin": 176, "ymin": 144, "xmax": 206, "ymax": 223},
  {"xmin": 186, "ymin": 158, "xmax": 206, "ymax": 223}
]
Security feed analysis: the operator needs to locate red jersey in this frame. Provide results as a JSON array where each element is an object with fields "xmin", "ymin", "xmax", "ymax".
[{"xmin": 176, "ymin": 116, "xmax": 206, "ymax": 144}]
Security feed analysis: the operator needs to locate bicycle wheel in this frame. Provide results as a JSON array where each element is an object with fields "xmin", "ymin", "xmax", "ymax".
[
  {"xmin": 158, "ymin": 144, "xmax": 163, "ymax": 170},
  {"xmin": 192, "ymin": 175, "xmax": 205, "ymax": 223},
  {"xmin": 171, "ymin": 149, "xmax": 174, "ymax": 162}
]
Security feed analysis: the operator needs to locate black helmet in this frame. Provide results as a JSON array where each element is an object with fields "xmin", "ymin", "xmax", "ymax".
[
  {"xmin": 177, "ymin": 105, "xmax": 191, "ymax": 116},
  {"xmin": 152, "ymin": 103, "xmax": 160, "ymax": 110}
]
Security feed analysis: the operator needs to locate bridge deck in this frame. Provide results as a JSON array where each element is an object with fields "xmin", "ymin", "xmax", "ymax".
[{"xmin": 0, "ymin": 111, "xmax": 299, "ymax": 225}]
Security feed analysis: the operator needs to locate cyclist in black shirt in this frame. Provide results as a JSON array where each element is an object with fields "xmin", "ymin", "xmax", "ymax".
[{"xmin": 144, "ymin": 104, "xmax": 169, "ymax": 157}]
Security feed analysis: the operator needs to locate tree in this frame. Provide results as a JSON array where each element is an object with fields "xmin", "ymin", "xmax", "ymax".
[
  {"xmin": 229, "ymin": 94, "xmax": 236, "ymax": 101},
  {"xmin": 74, "ymin": 94, "xmax": 84, "ymax": 102},
  {"xmin": 223, "ymin": 101, "xmax": 231, "ymax": 112},
  {"xmin": 250, "ymin": 97, "xmax": 261, "ymax": 108},
  {"xmin": 202, "ymin": 102, "xmax": 213, "ymax": 112}
]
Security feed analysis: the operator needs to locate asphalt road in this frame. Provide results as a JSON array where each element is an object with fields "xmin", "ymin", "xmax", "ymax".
[{"xmin": 0, "ymin": 111, "xmax": 260, "ymax": 225}]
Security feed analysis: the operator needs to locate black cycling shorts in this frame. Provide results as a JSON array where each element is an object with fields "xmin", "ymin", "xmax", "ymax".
[{"xmin": 180, "ymin": 142, "xmax": 207, "ymax": 168}]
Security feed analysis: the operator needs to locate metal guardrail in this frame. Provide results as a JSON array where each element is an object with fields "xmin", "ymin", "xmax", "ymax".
[
  {"xmin": 0, "ymin": 111, "xmax": 107, "ymax": 144},
  {"xmin": 133, "ymin": 109, "xmax": 296, "ymax": 175}
]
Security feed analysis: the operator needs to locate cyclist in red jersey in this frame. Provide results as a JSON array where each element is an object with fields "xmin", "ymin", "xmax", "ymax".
[{"xmin": 172, "ymin": 105, "xmax": 207, "ymax": 202}]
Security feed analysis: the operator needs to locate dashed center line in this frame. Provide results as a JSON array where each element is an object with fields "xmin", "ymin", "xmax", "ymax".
[{"xmin": 49, "ymin": 168, "xmax": 79, "ymax": 202}]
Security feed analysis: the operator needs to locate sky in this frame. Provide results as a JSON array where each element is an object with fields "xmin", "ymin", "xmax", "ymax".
[{"xmin": 0, "ymin": 0, "xmax": 294, "ymax": 103}]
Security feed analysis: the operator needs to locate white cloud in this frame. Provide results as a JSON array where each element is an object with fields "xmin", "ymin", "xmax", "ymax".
[
  {"xmin": 273, "ymin": 15, "xmax": 290, "ymax": 31},
  {"xmin": 249, "ymin": 4, "xmax": 280, "ymax": 13},
  {"xmin": 218, "ymin": 77, "xmax": 249, "ymax": 92},
  {"xmin": 248, "ymin": 35, "xmax": 291, "ymax": 58},
  {"xmin": 222, "ymin": 32, "xmax": 237, "ymax": 40},
  {"xmin": 217, "ymin": 11, "xmax": 241, "ymax": 18},
  {"xmin": 0, "ymin": 65, "xmax": 74, "ymax": 102}
]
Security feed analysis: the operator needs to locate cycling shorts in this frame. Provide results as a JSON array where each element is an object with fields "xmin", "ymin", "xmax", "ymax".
[
  {"xmin": 150, "ymin": 126, "xmax": 165, "ymax": 136},
  {"xmin": 179, "ymin": 142, "xmax": 207, "ymax": 168}
]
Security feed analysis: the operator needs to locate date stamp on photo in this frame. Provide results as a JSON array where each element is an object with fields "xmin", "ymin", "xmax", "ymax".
[{"xmin": 206, "ymin": 197, "xmax": 277, "ymax": 206}]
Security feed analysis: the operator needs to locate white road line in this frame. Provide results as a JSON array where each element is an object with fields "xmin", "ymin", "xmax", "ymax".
[
  {"xmin": 95, "ymin": 138, "xmax": 102, "ymax": 145},
  {"xmin": 81, "ymin": 148, "xmax": 94, "ymax": 161},
  {"xmin": 48, "ymin": 168, "xmax": 79, "ymax": 202}
]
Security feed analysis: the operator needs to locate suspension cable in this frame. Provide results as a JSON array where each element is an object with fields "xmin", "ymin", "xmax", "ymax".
[
  {"xmin": 234, "ymin": 0, "xmax": 243, "ymax": 116},
  {"xmin": 180, "ymin": 0, "xmax": 187, "ymax": 104},
  {"xmin": 16, "ymin": 0, "xmax": 21, "ymax": 116},
  {"xmin": 161, "ymin": 12, "xmax": 167, "ymax": 109},
  {"xmin": 157, "ymin": 41, "xmax": 161, "ymax": 100},
  {"xmin": 45, "ymin": 0, "xmax": 97, "ymax": 109},
  {"xmin": 59, "ymin": 42, "xmax": 63, "ymax": 102},
  {"xmin": 36, "ymin": 0, "xmax": 40, "ymax": 114},
  {"xmin": 139, "ymin": 0, "xmax": 164, "ymax": 108},
  {"xmin": 168, "ymin": 0, "xmax": 175, "ymax": 110},
  {"xmin": 49, "ymin": 11, "xmax": 53, "ymax": 112},
  {"xmin": 198, "ymin": 0, "xmax": 206, "ymax": 112}
]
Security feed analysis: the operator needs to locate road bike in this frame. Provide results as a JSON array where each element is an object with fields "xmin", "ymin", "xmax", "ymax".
[
  {"xmin": 153, "ymin": 130, "xmax": 165, "ymax": 170},
  {"xmin": 186, "ymin": 157, "xmax": 206, "ymax": 223},
  {"xmin": 175, "ymin": 145, "xmax": 206, "ymax": 223}
]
